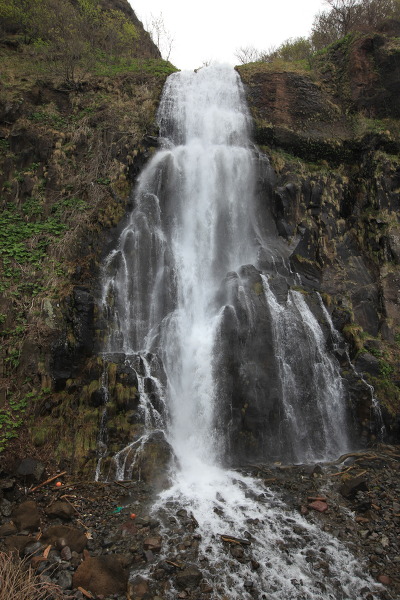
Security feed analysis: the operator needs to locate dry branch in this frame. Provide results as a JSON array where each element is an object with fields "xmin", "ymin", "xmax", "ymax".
[{"xmin": 28, "ymin": 471, "xmax": 67, "ymax": 493}]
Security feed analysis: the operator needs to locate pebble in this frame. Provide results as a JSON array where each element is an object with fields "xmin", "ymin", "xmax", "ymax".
[
  {"xmin": 308, "ymin": 500, "xmax": 328, "ymax": 513},
  {"xmin": 0, "ymin": 499, "xmax": 12, "ymax": 517},
  {"xmin": 61, "ymin": 546, "xmax": 72, "ymax": 561},
  {"xmin": 57, "ymin": 570, "xmax": 73, "ymax": 590}
]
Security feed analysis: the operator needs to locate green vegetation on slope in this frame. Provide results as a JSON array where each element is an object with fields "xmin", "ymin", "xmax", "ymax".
[{"xmin": 0, "ymin": 0, "xmax": 177, "ymax": 458}]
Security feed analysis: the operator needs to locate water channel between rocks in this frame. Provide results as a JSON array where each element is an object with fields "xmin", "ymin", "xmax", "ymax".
[{"xmin": 96, "ymin": 64, "xmax": 384, "ymax": 599}]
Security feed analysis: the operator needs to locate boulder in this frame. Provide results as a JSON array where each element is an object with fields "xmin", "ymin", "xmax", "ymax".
[
  {"xmin": 41, "ymin": 525, "xmax": 87, "ymax": 553},
  {"xmin": 45, "ymin": 501, "xmax": 75, "ymax": 521},
  {"xmin": 354, "ymin": 353, "xmax": 381, "ymax": 378},
  {"xmin": 72, "ymin": 553, "xmax": 128, "ymax": 596},
  {"xmin": 308, "ymin": 500, "xmax": 328, "ymax": 513},
  {"xmin": 5, "ymin": 535, "xmax": 36, "ymax": 554},
  {"xmin": 11, "ymin": 500, "xmax": 41, "ymax": 532},
  {"xmin": 339, "ymin": 476, "xmax": 368, "ymax": 500},
  {"xmin": 127, "ymin": 575, "xmax": 150, "ymax": 599},
  {"xmin": 131, "ymin": 431, "xmax": 172, "ymax": 490},
  {"xmin": 175, "ymin": 565, "xmax": 203, "ymax": 590},
  {"xmin": 16, "ymin": 458, "xmax": 45, "ymax": 482},
  {"xmin": 143, "ymin": 536, "xmax": 162, "ymax": 553},
  {"xmin": 0, "ymin": 521, "xmax": 17, "ymax": 536}
]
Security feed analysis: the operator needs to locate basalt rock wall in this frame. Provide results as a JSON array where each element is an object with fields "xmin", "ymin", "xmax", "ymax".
[{"xmin": 237, "ymin": 27, "xmax": 400, "ymax": 443}]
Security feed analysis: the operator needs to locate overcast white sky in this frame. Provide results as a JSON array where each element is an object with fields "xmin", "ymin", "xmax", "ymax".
[{"xmin": 128, "ymin": 0, "xmax": 327, "ymax": 70}]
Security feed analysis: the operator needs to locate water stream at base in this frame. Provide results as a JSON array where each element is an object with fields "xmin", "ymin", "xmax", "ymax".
[{"xmin": 98, "ymin": 65, "xmax": 383, "ymax": 598}]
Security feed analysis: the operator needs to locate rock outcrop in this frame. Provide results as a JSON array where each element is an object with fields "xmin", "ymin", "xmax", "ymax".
[{"xmin": 237, "ymin": 27, "xmax": 400, "ymax": 445}]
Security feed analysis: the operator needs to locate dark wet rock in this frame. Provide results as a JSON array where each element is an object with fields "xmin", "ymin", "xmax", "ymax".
[
  {"xmin": 127, "ymin": 575, "xmax": 150, "ymax": 599},
  {"xmin": 73, "ymin": 553, "xmax": 128, "ymax": 596},
  {"xmin": 130, "ymin": 431, "xmax": 173, "ymax": 490},
  {"xmin": 354, "ymin": 353, "xmax": 381, "ymax": 378},
  {"xmin": 0, "ymin": 521, "xmax": 17, "ymax": 536},
  {"xmin": 60, "ymin": 545, "xmax": 72, "ymax": 561},
  {"xmin": 57, "ymin": 570, "xmax": 73, "ymax": 590},
  {"xmin": 5, "ymin": 535, "xmax": 35, "ymax": 554},
  {"xmin": 230, "ymin": 545, "xmax": 245, "ymax": 560},
  {"xmin": 15, "ymin": 458, "xmax": 45, "ymax": 482},
  {"xmin": 0, "ymin": 499, "xmax": 12, "ymax": 517},
  {"xmin": 175, "ymin": 565, "xmax": 203, "ymax": 590},
  {"xmin": 339, "ymin": 476, "xmax": 368, "ymax": 500},
  {"xmin": 23, "ymin": 540, "xmax": 43, "ymax": 556},
  {"xmin": 0, "ymin": 479, "xmax": 15, "ymax": 492},
  {"xmin": 41, "ymin": 525, "xmax": 87, "ymax": 553},
  {"xmin": 144, "ymin": 549, "xmax": 154, "ymax": 562},
  {"xmin": 308, "ymin": 500, "xmax": 328, "ymax": 513},
  {"xmin": 11, "ymin": 500, "xmax": 41, "ymax": 532},
  {"xmin": 46, "ymin": 501, "xmax": 75, "ymax": 521},
  {"xmin": 143, "ymin": 536, "xmax": 162, "ymax": 552}
]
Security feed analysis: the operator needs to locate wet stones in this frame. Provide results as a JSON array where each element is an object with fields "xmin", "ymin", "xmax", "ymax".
[
  {"xmin": 175, "ymin": 565, "xmax": 203, "ymax": 590},
  {"xmin": 230, "ymin": 544, "xmax": 245, "ymax": 560}
]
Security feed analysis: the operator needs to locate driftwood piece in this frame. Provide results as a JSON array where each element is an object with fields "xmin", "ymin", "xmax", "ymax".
[
  {"xmin": 329, "ymin": 452, "xmax": 376, "ymax": 465},
  {"xmin": 165, "ymin": 559, "xmax": 181, "ymax": 568},
  {"xmin": 329, "ymin": 466, "xmax": 354, "ymax": 477},
  {"xmin": 113, "ymin": 481, "xmax": 130, "ymax": 490},
  {"xmin": 28, "ymin": 471, "xmax": 67, "ymax": 493},
  {"xmin": 77, "ymin": 587, "xmax": 94, "ymax": 599},
  {"xmin": 220, "ymin": 534, "xmax": 251, "ymax": 546}
]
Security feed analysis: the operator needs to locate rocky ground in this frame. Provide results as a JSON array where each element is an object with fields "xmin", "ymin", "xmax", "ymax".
[{"xmin": 0, "ymin": 444, "xmax": 399, "ymax": 600}]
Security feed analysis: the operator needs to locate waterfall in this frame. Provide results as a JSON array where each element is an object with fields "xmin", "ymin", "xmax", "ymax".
[{"xmin": 98, "ymin": 65, "xmax": 381, "ymax": 598}]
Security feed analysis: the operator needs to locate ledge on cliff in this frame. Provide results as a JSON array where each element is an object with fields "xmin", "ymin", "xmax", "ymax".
[{"xmin": 237, "ymin": 28, "xmax": 400, "ymax": 164}]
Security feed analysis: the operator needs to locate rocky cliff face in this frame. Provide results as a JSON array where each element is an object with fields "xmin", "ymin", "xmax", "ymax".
[
  {"xmin": 1, "ymin": 18, "xmax": 399, "ymax": 476},
  {"xmin": 237, "ymin": 25, "xmax": 400, "ymax": 446}
]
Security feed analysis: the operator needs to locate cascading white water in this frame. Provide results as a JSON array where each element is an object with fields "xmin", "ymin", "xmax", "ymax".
[
  {"xmin": 98, "ymin": 65, "xmax": 383, "ymax": 598},
  {"xmin": 261, "ymin": 277, "xmax": 350, "ymax": 462}
]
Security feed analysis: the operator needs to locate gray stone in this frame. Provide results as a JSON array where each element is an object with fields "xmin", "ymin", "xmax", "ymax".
[
  {"xmin": 16, "ymin": 458, "xmax": 45, "ymax": 482},
  {"xmin": 60, "ymin": 546, "xmax": 72, "ymax": 561},
  {"xmin": 23, "ymin": 541, "xmax": 43, "ymax": 556},
  {"xmin": 175, "ymin": 565, "xmax": 203, "ymax": 590},
  {"xmin": 0, "ymin": 499, "xmax": 12, "ymax": 517},
  {"xmin": 57, "ymin": 570, "xmax": 73, "ymax": 590},
  {"xmin": 339, "ymin": 477, "xmax": 368, "ymax": 500}
]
